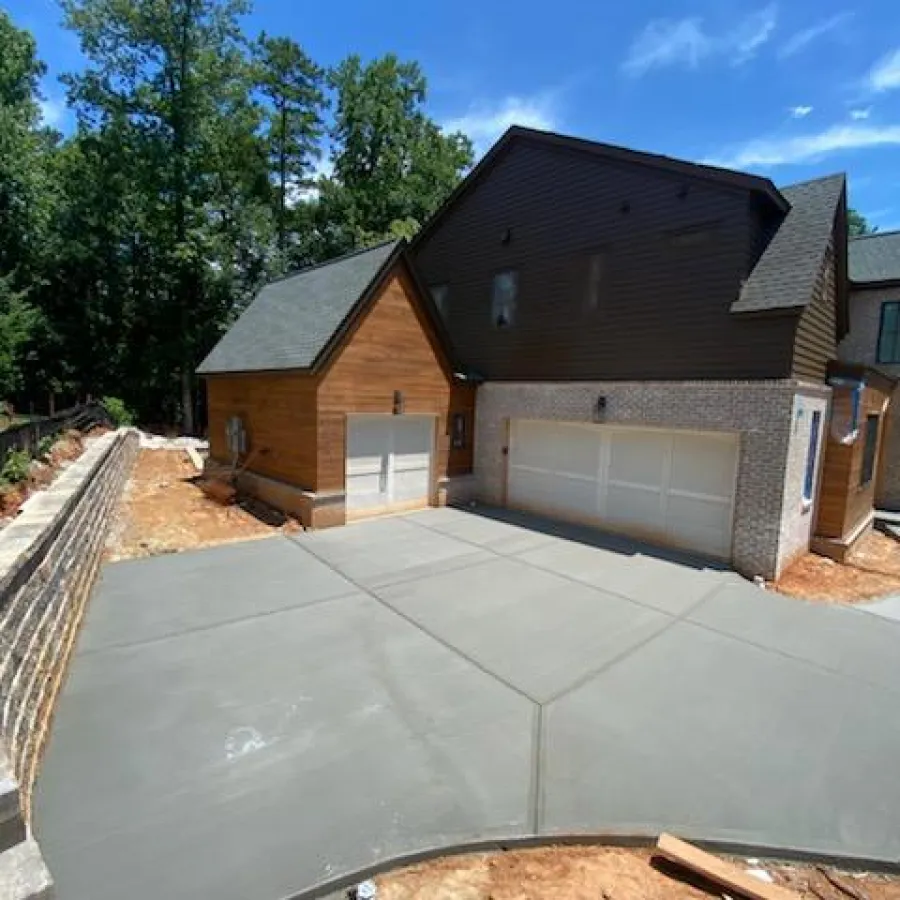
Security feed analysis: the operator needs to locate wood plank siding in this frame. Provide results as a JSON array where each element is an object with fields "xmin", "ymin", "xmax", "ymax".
[
  {"xmin": 816, "ymin": 378, "xmax": 891, "ymax": 539},
  {"xmin": 206, "ymin": 371, "xmax": 318, "ymax": 488},
  {"xmin": 793, "ymin": 238, "xmax": 838, "ymax": 381},
  {"xmin": 317, "ymin": 267, "xmax": 471, "ymax": 494},
  {"xmin": 413, "ymin": 140, "xmax": 798, "ymax": 382}
]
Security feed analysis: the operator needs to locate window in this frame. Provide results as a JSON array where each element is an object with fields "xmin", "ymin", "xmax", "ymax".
[
  {"xmin": 451, "ymin": 412, "xmax": 467, "ymax": 450},
  {"xmin": 803, "ymin": 410, "xmax": 822, "ymax": 505},
  {"xmin": 877, "ymin": 301, "xmax": 900, "ymax": 363},
  {"xmin": 861, "ymin": 414, "xmax": 880, "ymax": 487},
  {"xmin": 586, "ymin": 252, "xmax": 605, "ymax": 310},
  {"xmin": 491, "ymin": 270, "xmax": 518, "ymax": 329},
  {"xmin": 430, "ymin": 283, "xmax": 449, "ymax": 318}
]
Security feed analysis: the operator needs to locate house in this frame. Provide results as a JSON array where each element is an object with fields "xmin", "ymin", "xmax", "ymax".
[
  {"xmin": 199, "ymin": 126, "xmax": 885, "ymax": 581},
  {"xmin": 197, "ymin": 241, "xmax": 476, "ymax": 526},
  {"xmin": 838, "ymin": 231, "xmax": 900, "ymax": 512}
]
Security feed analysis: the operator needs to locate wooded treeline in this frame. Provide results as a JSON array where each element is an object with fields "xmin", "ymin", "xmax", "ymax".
[{"xmin": 0, "ymin": 0, "xmax": 473, "ymax": 430}]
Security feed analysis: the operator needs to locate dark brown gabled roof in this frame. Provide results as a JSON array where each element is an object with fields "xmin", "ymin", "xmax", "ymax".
[
  {"xmin": 412, "ymin": 126, "xmax": 789, "ymax": 253},
  {"xmin": 731, "ymin": 173, "xmax": 845, "ymax": 315}
]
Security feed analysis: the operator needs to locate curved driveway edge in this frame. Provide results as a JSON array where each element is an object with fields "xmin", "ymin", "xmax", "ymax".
[{"xmin": 32, "ymin": 506, "xmax": 900, "ymax": 900}]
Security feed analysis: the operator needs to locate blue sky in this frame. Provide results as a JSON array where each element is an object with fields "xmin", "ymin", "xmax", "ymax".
[{"xmin": 6, "ymin": 0, "xmax": 900, "ymax": 228}]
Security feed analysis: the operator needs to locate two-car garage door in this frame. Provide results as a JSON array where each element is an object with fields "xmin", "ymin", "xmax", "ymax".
[{"xmin": 507, "ymin": 420, "xmax": 738, "ymax": 559}]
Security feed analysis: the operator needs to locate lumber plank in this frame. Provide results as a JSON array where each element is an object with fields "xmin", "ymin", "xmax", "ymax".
[
  {"xmin": 185, "ymin": 446, "xmax": 204, "ymax": 472},
  {"xmin": 655, "ymin": 833, "xmax": 801, "ymax": 900}
]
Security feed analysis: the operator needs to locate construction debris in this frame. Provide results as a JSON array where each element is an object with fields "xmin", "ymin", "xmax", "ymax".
[
  {"xmin": 817, "ymin": 867, "xmax": 871, "ymax": 900},
  {"xmin": 655, "ymin": 834, "xmax": 801, "ymax": 900}
]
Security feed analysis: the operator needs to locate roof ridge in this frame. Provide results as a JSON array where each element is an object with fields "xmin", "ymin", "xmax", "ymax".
[
  {"xmin": 780, "ymin": 172, "xmax": 845, "ymax": 190},
  {"xmin": 263, "ymin": 239, "xmax": 400, "ymax": 288},
  {"xmin": 850, "ymin": 228, "xmax": 900, "ymax": 242}
]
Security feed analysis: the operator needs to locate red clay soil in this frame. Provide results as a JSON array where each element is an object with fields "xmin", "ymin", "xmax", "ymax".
[
  {"xmin": 374, "ymin": 846, "xmax": 900, "ymax": 900},
  {"xmin": 105, "ymin": 449, "xmax": 300, "ymax": 561},
  {"xmin": 775, "ymin": 531, "xmax": 900, "ymax": 603}
]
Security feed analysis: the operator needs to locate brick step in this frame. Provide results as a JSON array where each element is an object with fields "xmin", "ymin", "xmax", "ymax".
[{"xmin": 0, "ymin": 838, "xmax": 53, "ymax": 900}]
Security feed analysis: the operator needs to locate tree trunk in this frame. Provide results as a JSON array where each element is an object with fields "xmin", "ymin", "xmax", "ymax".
[
  {"xmin": 181, "ymin": 365, "xmax": 194, "ymax": 435},
  {"xmin": 279, "ymin": 101, "xmax": 287, "ymax": 253}
]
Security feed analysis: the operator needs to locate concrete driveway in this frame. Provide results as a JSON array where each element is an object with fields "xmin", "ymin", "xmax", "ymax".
[{"xmin": 33, "ymin": 506, "xmax": 900, "ymax": 900}]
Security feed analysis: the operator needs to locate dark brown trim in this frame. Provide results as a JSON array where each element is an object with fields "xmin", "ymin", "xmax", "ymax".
[
  {"xmin": 851, "ymin": 278, "xmax": 900, "ymax": 290},
  {"xmin": 411, "ymin": 126, "xmax": 788, "ymax": 256}
]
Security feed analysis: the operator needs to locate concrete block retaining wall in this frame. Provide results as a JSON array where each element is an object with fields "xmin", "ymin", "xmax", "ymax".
[{"xmin": 0, "ymin": 429, "xmax": 138, "ymax": 820}]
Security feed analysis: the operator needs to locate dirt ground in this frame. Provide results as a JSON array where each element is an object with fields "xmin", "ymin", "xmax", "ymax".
[
  {"xmin": 775, "ymin": 530, "xmax": 900, "ymax": 603},
  {"xmin": 373, "ymin": 845, "xmax": 900, "ymax": 900},
  {"xmin": 105, "ymin": 449, "xmax": 300, "ymax": 561}
]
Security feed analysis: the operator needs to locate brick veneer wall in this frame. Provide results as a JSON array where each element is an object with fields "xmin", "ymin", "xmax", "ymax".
[
  {"xmin": 840, "ymin": 286, "xmax": 900, "ymax": 508},
  {"xmin": 0, "ymin": 428, "xmax": 138, "ymax": 820},
  {"xmin": 473, "ymin": 381, "xmax": 831, "ymax": 579}
]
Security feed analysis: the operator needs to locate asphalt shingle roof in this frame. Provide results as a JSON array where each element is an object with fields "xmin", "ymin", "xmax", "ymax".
[
  {"xmin": 731, "ymin": 173, "xmax": 845, "ymax": 314},
  {"xmin": 849, "ymin": 230, "xmax": 900, "ymax": 284},
  {"xmin": 197, "ymin": 241, "xmax": 400, "ymax": 375}
]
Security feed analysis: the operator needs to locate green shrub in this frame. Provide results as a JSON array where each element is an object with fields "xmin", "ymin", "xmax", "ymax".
[
  {"xmin": 1, "ymin": 449, "xmax": 31, "ymax": 485},
  {"xmin": 37, "ymin": 435, "xmax": 54, "ymax": 459},
  {"xmin": 101, "ymin": 396, "xmax": 134, "ymax": 427}
]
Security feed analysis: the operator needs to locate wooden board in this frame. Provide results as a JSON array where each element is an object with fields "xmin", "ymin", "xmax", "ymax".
[{"xmin": 655, "ymin": 834, "xmax": 800, "ymax": 900}]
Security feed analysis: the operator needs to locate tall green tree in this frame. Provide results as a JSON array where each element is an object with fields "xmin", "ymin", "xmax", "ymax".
[
  {"xmin": 0, "ymin": 11, "xmax": 49, "ymax": 398},
  {"xmin": 253, "ymin": 33, "xmax": 325, "ymax": 260},
  {"xmin": 849, "ymin": 208, "xmax": 877, "ymax": 237},
  {"xmin": 325, "ymin": 54, "xmax": 472, "ymax": 249},
  {"xmin": 61, "ymin": 0, "xmax": 271, "ymax": 431}
]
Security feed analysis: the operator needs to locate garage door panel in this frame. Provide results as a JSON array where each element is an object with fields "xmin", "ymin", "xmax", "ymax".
[
  {"xmin": 608, "ymin": 431, "xmax": 667, "ymax": 486},
  {"xmin": 509, "ymin": 469, "xmax": 599, "ymax": 521},
  {"xmin": 512, "ymin": 422, "xmax": 599, "ymax": 477},
  {"xmin": 666, "ymin": 494, "xmax": 732, "ymax": 556},
  {"xmin": 606, "ymin": 483, "xmax": 663, "ymax": 530},
  {"xmin": 670, "ymin": 434, "xmax": 737, "ymax": 497}
]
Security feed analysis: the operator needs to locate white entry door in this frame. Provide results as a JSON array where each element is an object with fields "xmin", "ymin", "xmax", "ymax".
[
  {"xmin": 507, "ymin": 420, "xmax": 738, "ymax": 559},
  {"xmin": 346, "ymin": 415, "xmax": 434, "ymax": 517}
]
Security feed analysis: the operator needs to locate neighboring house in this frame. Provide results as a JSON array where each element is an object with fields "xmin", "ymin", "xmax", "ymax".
[
  {"xmin": 197, "ymin": 241, "xmax": 475, "ymax": 526},
  {"xmin": 839, "ymin": 230, "xmax": 900, "ymax": 510},
  {"xmin": 200, "ymin": 126, "xmax": 882, "ymax": 581}
]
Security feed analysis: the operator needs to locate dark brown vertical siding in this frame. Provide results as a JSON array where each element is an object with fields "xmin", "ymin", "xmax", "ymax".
[
  {"xmin": 792, "ymin": 236, "xmax": 837, "ymax": 382},
  {"xmin": 414, "ymin": 141, "xmax": 796, "ymax": 381}
]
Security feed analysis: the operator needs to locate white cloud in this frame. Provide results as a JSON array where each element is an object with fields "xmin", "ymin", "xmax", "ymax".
[
  {"xmin": 622, "ymin": 19, "xmax": 711, "ymax": 75},
  {"xmin": 443, "ymin": 94, "xmax": 560, "ymax": 156},
  {"xmin": 789, "ymin": 105, "xmax": 813, "ymax": 118},
  {"xmin": 622, "ymin": 5, "xmax": 777, "ymax": 76},
  {"xmin": 778, "ymin": 12, "xmax": 852, "ymax": 58},
  {"xmin": 706, "ymin": 122, "xmax": 900, "ymax": 169},
  {"xmin": 286, "ymin": 158, "xmax": 334, "ymax": 206},
  {"xmin": 850, "ymin": 106, "xmax": 872, "ymax": 120},
  {"xmin": 868, "ymin": 48, "xmax": 900, "ymax": 92},
  {"xmin": 38, "ymin": 98, "xmax": 65, "ymax": 128},
  {"xmin": 731, "ymin": 5, "xmax": 779, "ymax": 65}
]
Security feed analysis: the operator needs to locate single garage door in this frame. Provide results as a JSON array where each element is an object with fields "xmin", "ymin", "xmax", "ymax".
[
  {"xmin": 346, "ymin": 415, "xmax": 434, "ymax": 518},
  {"xmin": 507, "ymin": 420, "xmax": 738, "ymax": 559}
]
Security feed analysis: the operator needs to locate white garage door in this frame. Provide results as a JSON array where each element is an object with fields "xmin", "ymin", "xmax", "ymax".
[
  {"xmin": 507, "ymin": 420, "xmax": 738, "ymax": 559},
  {"xmin": 346, "ymin": 415, "xmax": 434, "ymax": 518}
]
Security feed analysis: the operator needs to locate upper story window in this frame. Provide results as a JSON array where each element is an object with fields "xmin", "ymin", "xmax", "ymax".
[
  {"xmin": 491, "ymin": 270, "xmax": 518, "ymax": 329},
  {"xmin": 586, "ymin": 252, "xmax": 605, "ymax": 311},
  {"xmin": 877, "ymin": 301, "xmax": 900, "ymax": 363},
  {"xmin": 429, "ymin": 283, "xmax": 449, "ymax": 318}
]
